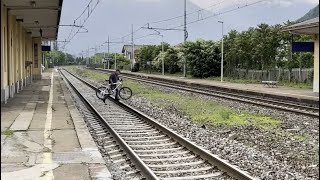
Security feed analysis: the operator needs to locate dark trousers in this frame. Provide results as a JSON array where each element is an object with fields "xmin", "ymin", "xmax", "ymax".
[{"xmin": 111, "ymin": 85, "xmax": 119, "ymax": 100}]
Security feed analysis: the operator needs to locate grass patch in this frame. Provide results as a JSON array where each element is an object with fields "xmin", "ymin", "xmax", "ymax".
[
  {"xmin": 293, "ymin": 134, "xmax": 310, "ymax": 142},
  {"xmin": 209, "ymin": 76, "xmax": 260, "ymax": 84},
  {"xmin": 272, "ymin": 130, "xmax": 310, "ymax": 142},
  {"xmin": 66, "ymin": 66, "xmax": 108, "ymax": 82},
  {"xmin": 1, "ymin": 130, "xmax": 14, "ymax": 136},
  {"xmin": 278, "ymin": 81, "xmax": 312, "ymax": 89},
  {"xmin": 126, "ymin": 79, "xmax": 281, "ymax": 129},
  {"xmin": 209, "ymin": 77, "xmax": 312, "ymax": 89}
]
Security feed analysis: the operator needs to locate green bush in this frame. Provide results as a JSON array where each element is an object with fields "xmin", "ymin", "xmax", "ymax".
[{"xmin": 182, "ymin": 40, "xmax": 221, "ymax": 78}]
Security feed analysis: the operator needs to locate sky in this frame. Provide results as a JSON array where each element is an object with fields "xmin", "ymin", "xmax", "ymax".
[{"xmin": 57, "ymin": 0, "xmax": 319, "ymax": 56}]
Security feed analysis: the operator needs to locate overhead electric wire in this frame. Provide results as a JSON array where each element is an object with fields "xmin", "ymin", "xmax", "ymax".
[
  {"xmin": 148, "ymin": 0, "xmax": 224, "ymax": 25},
  {"xmin": 77, "ymin": 0, "xmax": 268, "ymax": 55},
  {"xmin": 61, "ymin": 0, "xmax": 101, "ymax": 50},
  {"xmin": 168, "ymin": 0, "xmax": 267, "ymax": 29}
]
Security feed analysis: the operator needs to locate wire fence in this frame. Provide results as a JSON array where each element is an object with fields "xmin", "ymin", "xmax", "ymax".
[{"xmin": 226, "ymin": 68, "xmax": 314, "ymax": 84}]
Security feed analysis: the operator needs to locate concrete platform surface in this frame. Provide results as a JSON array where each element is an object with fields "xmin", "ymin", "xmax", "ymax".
[
  {"xmin": 100, "ymin": 68, "xmax": 319, "ymax": 102},
  {"xmin": 1, "ymin": 69, "xmax": 111, "ymax": 180}
]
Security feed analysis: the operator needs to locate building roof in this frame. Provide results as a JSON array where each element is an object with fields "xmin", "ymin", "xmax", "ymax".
[
  {"xmin": 3, "ymin": 0, "xmax": 63, "ymax": 40},
  {"xmin": 122, "ymin": 45, "xmax": 146, "ymax": 53},
  {"xmin": 282, "ymin": 17, "xmax": 319, "ymax": 35}
]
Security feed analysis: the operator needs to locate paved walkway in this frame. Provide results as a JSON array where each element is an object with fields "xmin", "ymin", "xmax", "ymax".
[
  {"xmin": 110, "ymin": 69, "xmax": 319, "ymax": 101},
  {"xmin": 1, "ymin": 69, "xmax": 111, "ymax": 180}
]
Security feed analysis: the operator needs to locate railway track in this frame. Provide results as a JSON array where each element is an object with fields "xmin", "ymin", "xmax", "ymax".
[
  {"xmin": 94, "ymin": 68, "xmax": 319, "ymax": 118},
  {"xmin": 58, "ymin": 70, "xmax": 143, "ymax": 179},
  {"xmin": 60, "ymin": 69, "xmax": 257, "ymax": 180}
]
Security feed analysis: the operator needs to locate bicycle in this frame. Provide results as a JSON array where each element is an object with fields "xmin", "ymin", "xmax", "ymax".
[{"xmin": 96, "ymin": 79, "xmax": 133, "ymax": 100}]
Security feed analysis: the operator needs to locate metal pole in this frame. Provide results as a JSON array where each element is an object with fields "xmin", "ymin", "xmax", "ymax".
[
  {"xmin": 94, "ymin": 46, "xmax": 97, "ymax": 65},
  {"xmin": 115, "ymin": 53, "xmax": 117, "ymax": 70},
  {"xmin": 104, "ymin": 43, "xmax": 106, "ymax": 69},
  {"xmin": 219, "ymin": 21, "xmax": 224, "ymax": 82},
  {"xmin": 108, "ymin": 36, "xmax": 110, "ymax": 69},
  {"xmin": 162, "ymin": 35, "xmax": 164, "ymax": 75},
  {"xmin": 131, "ymin": 24, "xmax": 134, "ymax": 71},
  {"xmin": 64, "ymin": 52, "xmax": 66, "ymax": 66},
  {"xmin": 183, "ymin": 0, "xmax": 187, "ymax": 77},
  {"xmin": 87, "ymin": 47, "xmax": 89, "ymax": 66},
  {"xmin": 104, "ymin": 59, "xmax": 106, "ymax": 69}
]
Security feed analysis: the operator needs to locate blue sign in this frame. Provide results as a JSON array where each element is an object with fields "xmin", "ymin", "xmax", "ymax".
[
  {"xmin": 292, "ymin": 42, "xmax": 314, "ymax": 52},
  {"xmin": 41, "ymin": 45, "xmax": 51, "ymax": 51}
]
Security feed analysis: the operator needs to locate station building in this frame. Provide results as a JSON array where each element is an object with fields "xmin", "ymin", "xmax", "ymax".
[{"xmin": 1, "ymin": 0, "xmax": 63, "ymax": 103}]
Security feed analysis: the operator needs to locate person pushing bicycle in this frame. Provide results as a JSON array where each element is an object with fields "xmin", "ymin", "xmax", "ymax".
[
  {"xmin": 97, "ymin": 69, "xmax": 132, "ymax": 102},
  {"xmin": 105, "ymin": 69, "xmax": 121, "ymax": 102}
]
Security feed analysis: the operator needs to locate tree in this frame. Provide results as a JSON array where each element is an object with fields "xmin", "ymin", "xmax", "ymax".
[
  {"xmin": 136, "ymin": 43, "xmax": 170, "ymax": 70},
  {"xmin": 153, "ymin": 47, "xmax": 180, "ymax": 74},
  {"xmin": 182, "ymin": 40, "xmax": 221, "ymax": 78},
  {"xmin": 49, "ymin": 51, "xmax": 69, "ymax": 65}
]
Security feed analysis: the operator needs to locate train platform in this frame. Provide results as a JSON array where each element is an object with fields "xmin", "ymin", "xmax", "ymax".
[
  {"xmin": 97, "ymin": 68, "xmax": 319, "ymax": 104},
  {"xmin": 1, "ymin": 69, "xmax": 111, "ymax": 179}
]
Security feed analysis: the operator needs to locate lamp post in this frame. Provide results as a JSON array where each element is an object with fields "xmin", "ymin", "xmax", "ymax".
[
  {"xmin": 218, "ymin": 21, "xmax": 224, "ymax": 82},
  {"xmin": 151, "ymin": 31, "xmax": 164, "ymax": 75},
  {"xmin": 114, "ymin": 53, "xmax": 117, "ymax": 70},
  {"xmin": 160, "ymin": 35, "xmax": 164, "ymax": 75}
]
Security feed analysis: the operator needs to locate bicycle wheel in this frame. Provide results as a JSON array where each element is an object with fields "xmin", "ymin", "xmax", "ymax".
[
  {"xmin": 119, "ymin": 87, "xmax": 132, "ymax": 100},
  {"xmin": 96, "ymin": 87, "xmax": 109, "ymax": 100}
]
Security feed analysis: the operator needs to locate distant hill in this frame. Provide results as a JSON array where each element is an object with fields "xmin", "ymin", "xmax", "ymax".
[{"xmin": 297, "ymin": 4, "xmax": 319, "ymax": 22}]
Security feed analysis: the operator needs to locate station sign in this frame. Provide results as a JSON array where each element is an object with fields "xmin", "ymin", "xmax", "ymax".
[
  {"xmin": 292, "ymin": 42, "xmax": 314, "ymax": 52},
  {"xmin": 102, "ymin": 58, "xmax": 113, "ymax": 63},
  {"xmin": 42, "ymin": 45, "xmax": 51, "ymax": 52}
]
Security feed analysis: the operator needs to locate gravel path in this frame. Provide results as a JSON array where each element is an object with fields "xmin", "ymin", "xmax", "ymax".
[{"xmin": 71, "ymin": 70, "xmax": 319, "ymax": 180}]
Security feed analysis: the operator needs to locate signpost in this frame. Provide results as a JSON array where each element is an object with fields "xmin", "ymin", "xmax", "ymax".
[{"xmin": 102, "ymin": 58, "xmax": 113, "ymax": 69}]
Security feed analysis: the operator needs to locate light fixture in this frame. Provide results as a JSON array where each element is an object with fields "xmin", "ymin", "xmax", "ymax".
[
  {"xmin": 35, "ymin": 20, "xmax": 39, "ymax": 25},
  {"xmin": 30, "ymin": 1, "xmax": 36, "ymax": 8}
]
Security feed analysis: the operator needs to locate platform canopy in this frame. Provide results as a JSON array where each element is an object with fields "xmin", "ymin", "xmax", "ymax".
[
  {"xmin": 3, "ymin": 0, "xmax": 63, "ymax": 40},
  {"xmin": 282, "ymin": 17, "xmax": 319, "ymax": 35}
]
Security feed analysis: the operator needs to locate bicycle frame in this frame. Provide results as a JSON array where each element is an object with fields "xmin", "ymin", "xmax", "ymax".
[
  {"xmin": 97, "ymin": 80, "xmax": 132, "ymax": 101},
  {"xmin": 105, "ymin": 81, "xmax": 122, "ymax": 95}
]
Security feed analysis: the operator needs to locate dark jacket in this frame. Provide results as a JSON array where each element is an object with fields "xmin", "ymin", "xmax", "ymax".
[{"xmin": 109, "ymin": 73, "xmax": 119, "ymax": 84}]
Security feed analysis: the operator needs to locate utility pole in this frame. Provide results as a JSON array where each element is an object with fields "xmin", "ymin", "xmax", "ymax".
[
  {"xmin": 107, "ymin": 36, "xmax": 110, "ymax": 69},
  {"xmin": 131, "ymin": 24, "xmax": 135, "ymax": 71},
  {"xmin": 183, "ymin": 0, "xmax": 187, "ymax": 77},
  {"xmin": 103, "ymin": 43, "xmax": 106, "ymax": 69},
  {"xmin": 87, "ymin": 47, "xmax": 90, "ymax": 67},
  {"xmin": 218, "ymin": 21, "xmax": 224, "ymax": 82},
  {"xmin": 161, "ymin": 35, "xmax": 164, "ymax": 75},
  {"xmin": 94, "ymin": 45, "xmax": 97, "ymax": 65},
  {"xmin": 114, "ymin": 53, "xmax": 117, "ymax": 70}
]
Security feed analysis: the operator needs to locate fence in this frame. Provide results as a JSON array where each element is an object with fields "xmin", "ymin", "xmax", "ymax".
[{"xmin": 228, "ymin": 68, "xmax": 314, "ymax": 83}]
